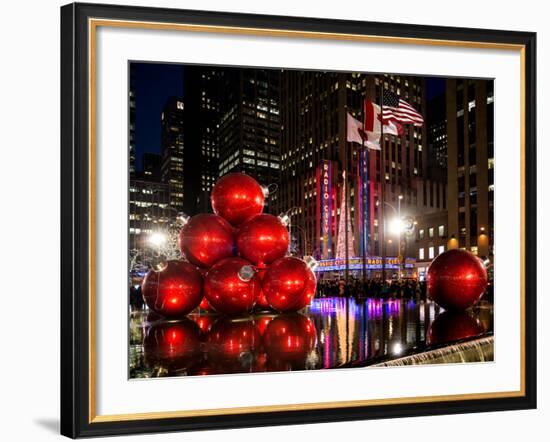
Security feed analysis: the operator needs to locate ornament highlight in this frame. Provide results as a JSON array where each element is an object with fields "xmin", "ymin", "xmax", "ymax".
[
  {"xmin": 178, "ymin": 213, "xmax": 234, "ymax": 268},
  {"xmin": 427, "ymin": 249, "xmax": 488, "ymax": 310},
  {"xmin": 141, "ymin": 260, "xmax": 203, "ymax": 318}
]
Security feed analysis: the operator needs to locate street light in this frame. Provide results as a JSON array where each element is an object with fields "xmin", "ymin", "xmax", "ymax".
[
  {"xmin": 148, "ymin": 231, "xmax": 167, "ymax": 248},
  {"xmin": 148, "ymin": 231, "xmax": 168, "ymax": 272},
  {"xmin": 389, "ymin": 218, "xmax": 405, "ymax": 235},
  {"xmin": 378, "ymin": 195, "xmax": 404, "ymax": 281}
]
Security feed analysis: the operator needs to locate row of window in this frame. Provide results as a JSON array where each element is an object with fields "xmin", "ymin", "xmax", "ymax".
[
  {"xmin": 418, "ymin": 225, "xmax": 445, "ymax": 240},
  {"xmin": 418, "ymin": 245, "xmax": 445, "ymax": 260}
]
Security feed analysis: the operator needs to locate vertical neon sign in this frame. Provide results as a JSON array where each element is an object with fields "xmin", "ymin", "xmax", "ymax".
[{"xmin": 320, "ymin": 161, "xmax": 332, "ymax": 258}]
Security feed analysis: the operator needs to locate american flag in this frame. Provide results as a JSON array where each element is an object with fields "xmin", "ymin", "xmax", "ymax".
[{"xmin": 382, "ymin": 89, "xmax": 424, "ymax": 127}]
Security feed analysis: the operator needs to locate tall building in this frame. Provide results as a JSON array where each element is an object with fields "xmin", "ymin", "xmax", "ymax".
[
  {"xmin": 279, "ymin": 71, "xmax": 442, "ymax": 268},
  {"xmin": 217, "ymin": 68, "xmax": 282, "ymax": 212},
  {"xmin": 183, "ymin": 67, "xmax": 222, "ymax": 214},
  {"xmin": 129, "ymin": 177, "xmax": 171, "ymax": 259},
  {"xmin": 446, "ymin": 79, "xmax": 494, "ymax": 258},
  {"xmin": 160, "ymin": 97, "xmax": 185, "ymax": 213}
]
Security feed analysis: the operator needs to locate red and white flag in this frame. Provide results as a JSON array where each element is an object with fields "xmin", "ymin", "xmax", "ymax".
[
  {"xmin": 364, "ymin": 99, "xmax": 402, "ymax": 136},
  {"xmin": 346, "ymin": 112, "xmax": 380, "ymax": 150}
]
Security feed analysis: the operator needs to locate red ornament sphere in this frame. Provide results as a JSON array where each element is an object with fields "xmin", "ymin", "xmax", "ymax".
[
  {"xmin": 204, "ymin": 257, "xmax": 261, "ymax": 315},
  {"xmin": 178, "ymin": 213, "xmax": 234, "ymax": 268},
  {"xmin": 262, "ymin": 257, "xmax": 317, "ymax": 312},
  {"xmin": 142, "ymin": 260, "xmax": 203, "ymax": 318},
  {"xmin": 235, "ymin": 214, "xmax": 289, "ymax": 267},
  {"xmin": 427, "ymin": 311, "xmax": 485, "ymax": 346},
  {"xmin": 143, "ymin": 319, "xmax": 202, "ymax": 372},
  {"xmin": 263, "ymin": 313, "xmax": 317, "ymax": 370},
  {"xmin": 211, "ymin": 173, "xmax": 265, "ymax": 226},
  {"xmin": 427, "ymin": 249, "xmax": 488, "ymax": 310}
]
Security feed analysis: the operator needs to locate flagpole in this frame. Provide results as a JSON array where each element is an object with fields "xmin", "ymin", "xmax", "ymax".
[{"xmin": 380, "ymin": 79, "xmax": 387, "ymax": 283}]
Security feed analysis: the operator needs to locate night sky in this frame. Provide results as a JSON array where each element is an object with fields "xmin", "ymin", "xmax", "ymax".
[
  {"xmin": 132, "ymin": 62, "xmax": 184, "ymax": 171},
  {"xmin": 132, "ymin": 63, "xmax": 446, "ymax": 171}
]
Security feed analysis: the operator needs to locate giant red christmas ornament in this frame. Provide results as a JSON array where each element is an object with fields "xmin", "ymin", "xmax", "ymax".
[
  {"xmin": 203, "ymin": 257, "xmax": 261, "ymax": 315},
  {"xmin": 263, "ymin": 313, "xmax": 317, "ymax": 370},
  {"xmin": 143, "ymin": 319, "xmax": 201, "ymax": 372},
  {"xmin": 427, "ymin": 311, "xmax": 485, "ymax": 346},
  {"xmin": 427, "ymin": 249, "xmax": 488, "ymax": 310},
  {"xmin": 141, "ymin": 260, "xmax": 203, "ymax": 318},
  {"xmin": 178, "ymin": 213, "xmax": 234, "ymax": 268},
  {"xmin": 211, "ymin": 173, "xmax": 265, "ymax": 226},
  {"xmin": 262, "ymin": 257, "xmax": 316, "ymax": 312},
  {"xmin": 235, "ymin": 214, "xmax": 289, "ymax": 267}
]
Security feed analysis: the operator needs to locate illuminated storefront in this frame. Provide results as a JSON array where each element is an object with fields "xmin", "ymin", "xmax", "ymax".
[{"xmin": 316, "ymin": 256, "xmax": 416, "ymax": 278}]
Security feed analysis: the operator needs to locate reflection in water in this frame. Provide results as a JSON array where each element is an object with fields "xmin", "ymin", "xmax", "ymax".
[{"xmin": 129, "ymin": 297, "xmax": 493, "ymax": 378}]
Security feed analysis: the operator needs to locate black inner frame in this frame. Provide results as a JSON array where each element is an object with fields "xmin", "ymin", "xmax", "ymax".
[{"xmin": 60, "ymin": 2, "xmax": 537, "ymax": 438}]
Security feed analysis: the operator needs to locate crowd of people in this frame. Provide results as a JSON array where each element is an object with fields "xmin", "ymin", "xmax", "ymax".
[{"xmin": 317, "ymin": 277, "xmax": 428, "ymax": 300}]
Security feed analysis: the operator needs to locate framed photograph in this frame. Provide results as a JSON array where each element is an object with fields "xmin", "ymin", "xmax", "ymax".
[{"xmin": 60, "ymin": 2, "xmax": 537, "ymax": 438}]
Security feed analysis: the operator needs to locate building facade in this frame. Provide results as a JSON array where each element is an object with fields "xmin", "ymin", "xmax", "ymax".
[
  {"xmin": 216, "ymin": 68, "xmax": 282, "ymax": 212},
  {"xmin": 446, "ymin": 79, "xmax": 494, "ymax": 259},
  {"xmin": 160, "ymin": 97, "xmax": 185, "ymax": 214},
  {"xmin": 412, "ymin": 210, "xmax": 449, "ymax": 280},
  {"xmin": 183, "ymin": 66, "xmax": 222, "ymax": 214},
  {"xmin": 427, "ymin": 94, "xmax": 448, "ymax": 172},
  {"xmin": 129, "ymin": 178, "xmax": 171, "ymax": 258},
  {"xmin": 279, "ymin": 71, "xmax": 442, "ymax": 269}
]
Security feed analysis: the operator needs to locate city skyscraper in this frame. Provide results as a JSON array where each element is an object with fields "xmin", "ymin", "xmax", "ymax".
[
  {"xmin": 427, "ymin": 94, "xmax": 448, "ymax": 171},
  {"xmin": 183, "ymin": 66, "xmax": 222, "ymax": 213},
  {"xmin": 217, "ymin": 68, "xmax": 282, "ymax": 212},
  {"xmin": 446, "ymin": 78, "xmax": 494, "ymax": 258},
  {"xmin": 160, "ymin": 97, "xmax": 185, "ymax": 214}
]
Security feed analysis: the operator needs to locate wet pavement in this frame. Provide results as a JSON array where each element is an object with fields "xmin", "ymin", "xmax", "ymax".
[{"xmin": 129, "ymin": 297, "xmax": 493, "ymax": 378}]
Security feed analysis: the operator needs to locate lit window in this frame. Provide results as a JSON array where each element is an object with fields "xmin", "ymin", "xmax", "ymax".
[
  {"xmin": 438, "ymin": 245, "xmax": 445, "ymax": 255},
  {"xmin": 419, "ymin": 229, "xmax": 424, "ymax": 240},
  {"xmin": 419, "ymin": 248, "xmax": 425, "ymax": 260},
  {"xmin": 438, "ymin": 225, "xmax": 445, "ymax": 237},
  {"xmin": 429, "ymin": 227, "xmax": 434, "ymax": 238},
  {"xmin": 428, "ymin": 247, "xmax": 435, "ymax": 259}
]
